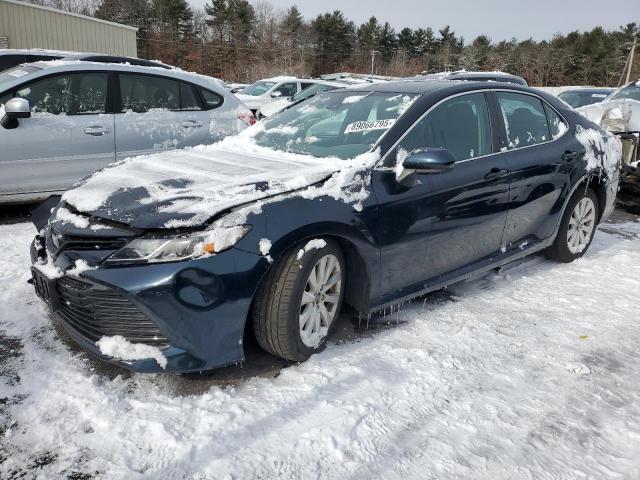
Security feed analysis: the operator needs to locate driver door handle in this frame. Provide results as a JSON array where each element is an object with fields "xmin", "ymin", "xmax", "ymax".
[
  {"xmin": 84, "ymin": 125, "xmax": 110, "ymax": 136},
  {"xmin": 180, "ymin": 120, "xmax": 203, "ymax": 128},
  {"xmin": 484, "ymin": 168, "xmax": 509, "ymax": 181}
]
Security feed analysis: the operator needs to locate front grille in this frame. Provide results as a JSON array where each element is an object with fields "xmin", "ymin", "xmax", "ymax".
[
  {"xmin": 56, "ymin": 276, "xmax": 168, "ymax": 346},
  {"xmin": 48, "ymin": 228, "xmax": 128, "ymax": 256}
]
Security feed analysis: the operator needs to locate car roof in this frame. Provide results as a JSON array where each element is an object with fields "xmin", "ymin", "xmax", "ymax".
[
  {"xmin": 2, "ymin": 59, "xmax": 228, "ymax": 93},
  {"xmin": 341, "ymin": 79, "xmax": 499, "ymax": 94}
]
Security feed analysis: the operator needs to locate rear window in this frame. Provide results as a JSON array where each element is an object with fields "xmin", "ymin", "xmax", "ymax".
[
  {"xmin": 119, "ymin": 74, "xmax": 179, "ymax": 112},
  {"xmin": 497, "ymin": 92, "xmax": 550, "ymax": 148}
]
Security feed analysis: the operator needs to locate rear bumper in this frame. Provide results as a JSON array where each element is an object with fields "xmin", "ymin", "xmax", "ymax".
[{"xmin": 32, "ymin": 237, "xmax": 270, "ymax": 373}]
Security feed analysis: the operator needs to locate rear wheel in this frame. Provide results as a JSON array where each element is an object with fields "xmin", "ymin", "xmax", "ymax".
[
  {"xmin": 252, "ymin": 238, "xmax": 345, "ymax": 362},
  {"xmin": 546, "ymin": 187, "xmax": 599, "ymax": 262}
]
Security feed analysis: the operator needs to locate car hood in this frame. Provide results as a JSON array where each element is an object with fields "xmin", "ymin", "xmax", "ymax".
[{"xmin": 61, "ymin": 143, "xmax": 344, "ymax": 230}]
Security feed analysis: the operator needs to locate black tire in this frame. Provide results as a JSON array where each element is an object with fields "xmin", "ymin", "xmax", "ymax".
[
  {"xmin": 252, "ymin": 238, "xmax": 346, "ymax": 362},
  {"xmin": 546, "ymin": 187, "xmax": 599, "ymax": 263}
]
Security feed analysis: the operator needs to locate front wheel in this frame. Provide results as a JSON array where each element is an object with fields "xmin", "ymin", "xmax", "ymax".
[
  {"xmin": 546, "ymin": 187, "xmax": 599, "ymax": 262},
  {"xmin": 252, "ymin": 238, "xmax": 345, "ymax": 362}
]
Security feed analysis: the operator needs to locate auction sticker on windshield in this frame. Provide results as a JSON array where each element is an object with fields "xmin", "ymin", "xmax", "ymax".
[{"xmin": 344, "ymin": 119, "xmax": 396, "ymax": 134}]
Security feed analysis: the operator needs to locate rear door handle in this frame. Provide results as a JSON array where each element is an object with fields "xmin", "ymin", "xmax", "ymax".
[
  {"xmin": 484, "ymin": 168, "xmax": 509, "ymax": 181},
  {"xmin": 180, "ymin": 120, "xmax": 203, "ymax": 128},
  {"xmin": 84, "ymin": 126, "xmax": 110, "ymax": 136}
]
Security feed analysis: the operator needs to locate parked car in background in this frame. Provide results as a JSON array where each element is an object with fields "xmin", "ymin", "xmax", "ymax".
[
  {"xmin": 256, "ymin": 80, "xmax": 348, "ymax": 119},
  {"xmin": 417, "ymin": 70, "xmax": 528, "ymax": 86},
  {"xmin": 0, "ymin": 48, "xmax": 173, "ymax": 72},
  {"xmin": 234, "ymin": 76, "xmax": 323, "ymax": 114},
  {"xmin": 30, "ymin": 80, "xmax": 620, "ymax": 373},
  {"xmin": 0, "ymin": 60, "xmax": 252, "ymax": 204},
  {"xmin": 557, "ymin": 88, "xmax": 614, "ymax": 108}
]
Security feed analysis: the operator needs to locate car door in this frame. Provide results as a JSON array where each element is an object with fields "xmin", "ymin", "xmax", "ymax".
[
  {"xmin": 0, "ymin": 71, "xmax": 115, "ymax": 197},
  {"xmin": 114, "ymin": 73, "xmax": 208, "ymax": 160},
  {"xmin": 491, "ymin": 91, "xmax": 578, "ymax": 250},
  {"xmin": 373, "ymin": 91, "xmax": 511, "ymax": 295}
]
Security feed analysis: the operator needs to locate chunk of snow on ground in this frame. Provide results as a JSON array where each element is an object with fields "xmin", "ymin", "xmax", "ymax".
[
  {"xmin": 96, "ymin": 335, "xmax": 167, "ymax": 369},
  {"xmin": 566, "ymin": 363, "xmax": 591, "ymax": 375},
  {"xmin": 258, "ymin": 238, "xmax": 272, "ymax": 256},
  {"xmin": 66, "ymin": 259, "xmax": 97, "ymax": 277},
  {"xmin": 296, "ymin": 238, "xmax": 327, "ymax": 260}
]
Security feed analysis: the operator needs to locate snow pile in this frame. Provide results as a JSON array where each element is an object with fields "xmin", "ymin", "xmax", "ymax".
[
  {"xmin": 575, "ymin": 125, "xmax": 622, "ymax": 179},
  {"xmin": 53, "ymin": 207, "xmax": 89, "ymax": 229},
  {"xmin": 66, "ymin": 259, "xmax": 97, "ymax": 277},
  {"xmin": 33, "ymin": 258, "xmax": 63, "ymax": 279},
  {"xmin": 258, "ymin": 238, "xmax": 272, "ymax": 256},
  {"xmin": 95, "ymin": 335, "xmax": 167, "ymax": 369},
  {"xmin": 193, "ymin": 226, "xmax": 249, "ymax": 257},
  {"xmin": 577, "ymin": 99, "xmax": 640, "ymax": 132},
  {"xmin": 296, "ymin": 238, "xmax": 327, "ymax": 260}
]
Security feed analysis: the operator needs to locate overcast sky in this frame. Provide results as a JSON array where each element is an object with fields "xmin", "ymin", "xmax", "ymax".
[{"xmin": 189, "ymin": 0, "xmax": 637, "ymax": 43}]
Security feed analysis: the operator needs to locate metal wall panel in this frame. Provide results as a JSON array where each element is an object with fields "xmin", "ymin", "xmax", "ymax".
[{"xmin": 0, "ymin": 0, "xmax": 137, "ymax": 56}]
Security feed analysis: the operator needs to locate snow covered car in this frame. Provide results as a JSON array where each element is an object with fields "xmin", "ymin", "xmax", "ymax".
[
  {"xmin": 29, "ymin": 80, "xmax": 621, "ymax": 373},
  {"xmin": 0, "ymin": 60, "xmax": 253, "ymax": 204},
  {"xmin": 256, "ymin": 80, "xmax": 347, "ymax": 119},
  {"xmin": 234, "ymin": 77, "xmax": 321, "ymax": 114}
]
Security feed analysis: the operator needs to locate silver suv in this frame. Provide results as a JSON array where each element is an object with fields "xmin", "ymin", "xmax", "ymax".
[{"xmin": 0, "ymin": 61, "xmax": 253, "ymax": 204}]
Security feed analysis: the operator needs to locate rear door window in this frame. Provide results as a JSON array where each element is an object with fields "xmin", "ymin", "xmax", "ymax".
[
  {"xmin": 544, "ymin": 104, "xmax": 568, "ymax": 140},
  {"xmin": 180, "ymin": 82, "xmax": 202, "ymax": 111},
  {"xmin": 397, "ymin": 92, "xmax": 492, "ymax": 162},
  {"xmin": 119, "ymin": 74, "xmax": 179, "ymax": 112},
  {"xmin": 496, "ymin": 92, "xmax": 550, "ymax": 148},
  {"xmin": 199, "ymin": 88, "xmax": 223, "ymax": 109}
]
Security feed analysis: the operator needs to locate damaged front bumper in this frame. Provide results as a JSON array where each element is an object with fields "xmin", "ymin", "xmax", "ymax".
[{"xmin": 30, "ymin": 231, "xmax": 270, "ymax": 373}]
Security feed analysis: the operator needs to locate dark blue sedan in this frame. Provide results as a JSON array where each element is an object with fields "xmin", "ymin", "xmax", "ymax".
[{"xmin": 30, "ymin": 80, "xmax": 621, "ymax": 373}]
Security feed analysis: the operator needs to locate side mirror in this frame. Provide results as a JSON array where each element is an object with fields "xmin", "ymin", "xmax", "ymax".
[
  {"xmin": 1, "ymin": 98, "xmax": 31, "ymax": 129},
  {"xmin": 270, "ymin": 91, "xmax": 284, "ymax": 98},
  {"xmin": 398, "ymin": 148, "xmax": 455, "ymax": 184}
]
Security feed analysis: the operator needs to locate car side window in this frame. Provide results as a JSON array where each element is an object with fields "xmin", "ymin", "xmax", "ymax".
[
  {"xmin": 396, "ymin": 92, "xmax": 492, "ymax": 162},
  {"xmin": 67, "ymin": 73, "xmax": 107, "ymax": 114},
  {"xmin": 179, "ymin": 82, "xmax": 202, "ymax": 111},
  {"xmin": 199, "ymin": 88, "xmax": 223, "ymax": 110},
  {"xmin": 273, "ymin": 82, "xmax": 297, "ymax": 97},
  {"xmin": 496, "ymin": 92, "xmax": 550, "ymax": 148},
  {"xmin": 300, "ymin": 82, "xmax": 315, "ymax": 90},
  {"xmin": 544, "ymin": 104, "xmax": 567, "ymax": 140},
  {"xmin": 15, "ymin": 74, "xmax": 72, "ymax": 115},
  {"xmin": 119, "ymin": 74, "xmax": 179, "ymax": 113}
]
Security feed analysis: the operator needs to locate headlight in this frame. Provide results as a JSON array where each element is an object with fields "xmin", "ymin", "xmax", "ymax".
[{"xmin": 105, "ymin": 225, "xmax": 251, "ymax": 265}]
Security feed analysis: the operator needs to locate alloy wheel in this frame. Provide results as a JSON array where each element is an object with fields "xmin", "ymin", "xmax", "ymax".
[
  {"xmin": 299, "ymin": 254, "xmax": 342, "ymax": 348},
  {"xmin": 567, "ymin": 197, "xmax": 596, "ymax": 254}
]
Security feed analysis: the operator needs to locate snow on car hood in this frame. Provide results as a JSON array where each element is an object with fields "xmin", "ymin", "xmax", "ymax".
[
  {"xmin": 61, "ymin": 132, "xmax": 373, "ymax": 229},
  {"xmin": 576, "ymin": 99, "xmax": 640, "ymax": 132}
]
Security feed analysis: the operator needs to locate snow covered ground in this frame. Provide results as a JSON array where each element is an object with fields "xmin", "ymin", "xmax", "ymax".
[{"xmin": 1, "ymin": 215, "xmax": 640, "ymax": 479}]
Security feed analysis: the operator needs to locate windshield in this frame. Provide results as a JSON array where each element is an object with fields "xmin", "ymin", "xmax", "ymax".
[
  {"xmin": 253, "ymin": 91, "xmax": 418, "ymax": 160},
  {"xmin": 292, "ymin": 83, "xmax": 339, "ymax": 102},
  {"xmin": 608, "ymin": 84, "xmax": 640, "ymax": 102},
  {"xmin": 558, "ymin": 90, "xmax": 611, "ymax": 108},
  {"xmin": 0, "ymin": 65, "xmax": 40, "ymax": 89},
  {"xmin": 239, "ymin": 81, "xmax": 277, "ymax": 96}
]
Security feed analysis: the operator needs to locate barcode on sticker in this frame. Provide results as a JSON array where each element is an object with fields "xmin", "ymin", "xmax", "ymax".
[{"xmin": 344, "ymin": 119, "xmax": 395, "ymax": 134}]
